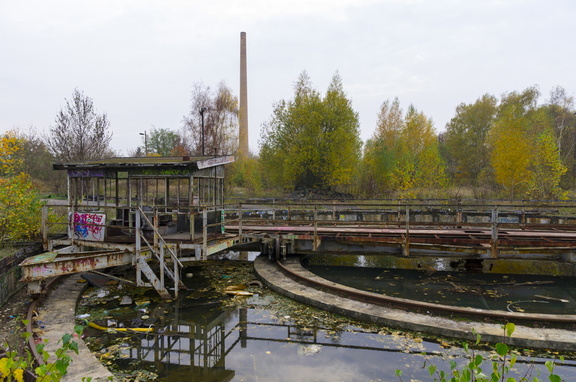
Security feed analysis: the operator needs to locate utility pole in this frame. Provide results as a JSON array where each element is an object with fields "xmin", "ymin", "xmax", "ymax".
[
  {"xmin": 139, "ymin": 131, "xmax": 148, "ymax": 156},
  {"xmin": 200, "ymin": 107, "xmax": 207, "ymax": 156}
]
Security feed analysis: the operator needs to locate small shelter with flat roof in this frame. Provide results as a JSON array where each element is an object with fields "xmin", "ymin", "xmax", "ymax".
[
  {"xmin": 55, "ymin": 155, "xmax": 234, "ymax": 210},
  {"xmin": 53, "ymin": 155, "xmax": 234, "ymax": 238},
  {"xmin": 21, "ymin": 155, "xmax": 251, "ymax": 299}
]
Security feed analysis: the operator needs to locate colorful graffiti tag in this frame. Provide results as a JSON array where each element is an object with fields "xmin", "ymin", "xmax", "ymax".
[{"xmin": 72, "ymin": 212, "xmax": 106, "ymax": 241}]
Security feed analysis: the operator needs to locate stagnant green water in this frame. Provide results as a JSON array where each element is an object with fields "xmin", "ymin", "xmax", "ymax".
[{"xmin": 78, "ymin": 256, "xmax": 576, "ymax": 381}]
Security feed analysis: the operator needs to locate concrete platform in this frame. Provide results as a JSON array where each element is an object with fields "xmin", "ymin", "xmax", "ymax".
[
  {"xmin": 254, "ymin": 255, "xmax": 576, "ymax": 351},
  {"xmin": 36, "ymin": 274, "xmax": 115, "ymax": 381}
]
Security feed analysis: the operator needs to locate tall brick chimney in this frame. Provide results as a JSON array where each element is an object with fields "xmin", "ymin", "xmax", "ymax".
[{"xmin": 239, "ymin": 32, "xmax": 249, "ymax": 158}]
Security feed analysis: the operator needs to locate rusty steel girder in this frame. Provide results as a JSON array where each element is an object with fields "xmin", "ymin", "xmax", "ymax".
[{"xmin": 19, "ymin": 250, "xmax": 136, "ymax": 282}]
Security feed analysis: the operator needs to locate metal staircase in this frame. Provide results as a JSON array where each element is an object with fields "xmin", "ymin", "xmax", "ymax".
[{"xmin": 134, "ymin": 207, "xmax": 187, "ymax": 299}]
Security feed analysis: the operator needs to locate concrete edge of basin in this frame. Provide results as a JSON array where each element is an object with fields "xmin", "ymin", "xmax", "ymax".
[
  {"xmin": 36, "ymin": 274, "xmax": 116, "ymax": 382},
  {"xmin": 254, "ymin": 255, "xmax": 576, "ymax": 352}
]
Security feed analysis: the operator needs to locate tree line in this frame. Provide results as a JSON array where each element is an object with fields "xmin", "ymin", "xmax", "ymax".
[
  {"xmin": 259, "ymin": 73, "xmax": 575, "ymax": 200},
  {"xmin": 3, "ymin": 75, "xmax": 576, "ymax": 223}
]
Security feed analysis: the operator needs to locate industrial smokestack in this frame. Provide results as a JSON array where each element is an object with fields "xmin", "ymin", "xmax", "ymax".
[{"xmin": 239, "ymin": 31, "xmax": 249, "ymax": 158}]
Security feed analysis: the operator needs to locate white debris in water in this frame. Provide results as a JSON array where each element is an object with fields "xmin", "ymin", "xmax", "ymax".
[{"xmin": 298, "ymin": 344, "xmax": 323, "ymax": 356}]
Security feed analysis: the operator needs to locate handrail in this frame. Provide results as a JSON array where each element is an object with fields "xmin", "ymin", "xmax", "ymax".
[
  {"xmin": 136, "ymin": 207, "xmax": 185, "ymax": 297},
  {"xmin": 137, "ymin": 207, "xmax": 183, "ymax": 268}
]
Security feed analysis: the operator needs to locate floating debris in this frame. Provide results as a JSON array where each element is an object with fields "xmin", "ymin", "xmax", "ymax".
[
  {"xmin": 534, "ymin": 295, "xmax": 569, "ymax": 303},
  {"xmin": 298, "ymin": 344, "xmax": 323, "ymax": 356},
  {"xmin": 224, "ymin": 290, "xmax": 254, "ymax": 296},
  {"xmin": 87, "ymin": 321, "xmax": 154, "ymax": 333}
]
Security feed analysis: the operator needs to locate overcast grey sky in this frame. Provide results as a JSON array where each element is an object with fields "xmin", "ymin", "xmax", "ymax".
[{"xmin": 1, "ymin": 0, "xmax": 574, "ymax": 156}]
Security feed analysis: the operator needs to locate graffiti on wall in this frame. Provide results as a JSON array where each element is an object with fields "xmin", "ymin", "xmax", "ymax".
[
  {"xmin": 68, "ymin": 169, "xmax": 105, "ymax": 178},
  {"xmin": 72, "ymin": 212, "xmax": 106, "ymax": 241}
]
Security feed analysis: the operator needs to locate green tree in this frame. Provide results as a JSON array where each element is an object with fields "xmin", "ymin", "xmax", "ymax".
[
  {"xmin": 0, "ymin": 132, "xmax": 43, "ymax": 241},
  {"xmin": 137, "ymin": 128, "xmax": 183, "ymax": 157},
  {"xmin": 226, "ymin": 155, "xmax": 264, "ymax": 195},
  {"xmin": 442, "ymin": 94, "xmax": 497, "ymax": 188},
  {"xmin": 526, "ymin": 132, "xmax": 567, "ymax": 199},
  {"xmin": 9, "ymin": 128, "xmax": 65, "ymax": 195},
  {"xmin": 47, "ymin": 88, "xmax": 114, "ymax": 162},
  {"xmin": 391, "ymin": 106, "xmax": 447, "ymax": 197},
  {"xmin": 360, "ymin": 98, "xmax": 403, "ymax": 196},
  {"xmin": 260, "ymin": 72, "xmax": 361, "ymax": 191}
]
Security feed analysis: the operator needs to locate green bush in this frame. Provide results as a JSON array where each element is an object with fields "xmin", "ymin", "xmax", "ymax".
[{"xmin": 396, "ymin": 323, "xmax": 564, "ymax": 382}]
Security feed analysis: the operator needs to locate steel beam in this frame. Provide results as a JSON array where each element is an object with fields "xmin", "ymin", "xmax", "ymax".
[{"xmin": 20, "ymin": 250, "xmax": 135, "ymax": 282}]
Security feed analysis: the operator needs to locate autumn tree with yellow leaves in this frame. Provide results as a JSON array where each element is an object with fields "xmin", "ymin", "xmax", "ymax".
[
  {"xmin": 0, "ymin": 132, "xmax": 42, "ymax": 241},
  {"xmin": 361, "ymin": 100, "xmax": 446, "ymax": 198},
  {"xmin": 488, "ymin": 87, "xmax": 567, "ymax": 199},
  {"xmin": 441, "ymin": 86, "xmax": 572, "ymax": 200}
]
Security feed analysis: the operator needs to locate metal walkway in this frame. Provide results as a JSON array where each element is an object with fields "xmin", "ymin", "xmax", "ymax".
[{"xmin": 20, "ymin": 200, "xmax": 576, "ymax": 298}]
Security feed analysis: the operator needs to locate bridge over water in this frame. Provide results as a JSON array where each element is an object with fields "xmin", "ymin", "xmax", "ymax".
[{"xmin": 21, "ymin": 198, "xmax": 576, "ymax": 298}]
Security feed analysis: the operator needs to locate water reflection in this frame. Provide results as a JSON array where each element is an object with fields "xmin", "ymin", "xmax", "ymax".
[
  {"xmin": 88, "ymin": 297, "xmax": 576, "ymax": 381},
  {"xmin": 82, "ymin": 258, "xmax": 576, "ymax": 381},
  {"xmin": 120, "ymin": 306, "xmax": 435, "ymax": 381}
]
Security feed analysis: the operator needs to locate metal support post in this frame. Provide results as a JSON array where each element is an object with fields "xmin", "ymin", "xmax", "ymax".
[
  {"xmin": 221, "ymin": 208, "xmax": 225, "ymax": 234},
  {"xmin": 491, "ymin": 207, "xmax": 499, "ymax": 258},
  {"xmin": 159, "ymin": 244, "xmax": 164, "ymax": 292},
  {"xmin": 135, "ymin": 208, "xmax": 142, "ymax": 286},
  {"xmin": 202, "ymin": 207, "xmax": 208, "ymax": 260},
  {"xmin": 42, "ymin": 205, "xmax": 48, "ymax": 251},
  {"xmin": 239, "ymin": 204, "xmax": 243, "ymax": 237},
  {"xmin": 332, "ymin": 201, "xmax": 336, "ymax": 221},
  {"xmin": 313, "ymin": 205, "xmax": 318, "ymax": 251},
  {"xmin": 68, "ymin": 204, "xmax": 75, "ymax": 243},
  {"xmin": 153, "ymin": 208, "xmax": 159, "ymax": 251},
  {"xmin": 174, "ymin": 244, "xmax": 180, "ymax": 299},
  {"xmin": 403, "ymin": 205, "xmax": 410, "ymax": 256}
]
